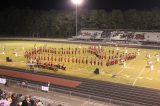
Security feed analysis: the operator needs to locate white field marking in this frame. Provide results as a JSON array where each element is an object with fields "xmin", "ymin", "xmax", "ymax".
[
  {"xmin": 132, "ymin": 66, "xmax": 146, "ymax": 86},
  {"xmin": 122, "ymin": 66, "xmax": 135, "ymax": 69},
  {"xmin": 117, "ymin": 60, "xmax": 133, "ymax": 75}
]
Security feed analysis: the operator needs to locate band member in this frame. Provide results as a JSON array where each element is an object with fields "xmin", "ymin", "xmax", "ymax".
[
  {"xmin": 78, "ymin": 50, "xmax": 80, "ymax": 54},
  {"xmin": 82, "ymin": 57, "xmax": 84, "ymax": 64},
  {"xmin": 85, "ymin": 48, "xmax": 87, "ymax": 53},
  {"xmin": 58, "ymin": 56, "xmax": 60, "ymax": 62},
  {"xmin": 94, "ymin": 58, "xmax": 96, "ymax": 65},
  {"xmin": 66, "ymin": 49, "xmax": 68, "ymax": 54},
  {"xmin": 54, "ymin": 56, "xmax": 57, "ymax": 62},
  {"xmin": 68, "ymin": 57, "xmax": 70, "ymax": 62},
  {"xmin": 100, "ymin": 61, "xmax": 103, "ymax": 66},
  {"xmin": 83, "ymin": 48, "xmax": 85, "ymax": 54},
  {"xmin": 86, "ymin": 57, "xmax": 88, "ymax": 64},
  {"xmin": 90, "ymin": 57, "xmax": 93, "ymax": 65},
  {"xmin": 63, "ymin": 49, "xmax": 66, "ymax": 55},
  {"xmin": 38, "ymin": 54, "xmax": 40, "ymax": 60},
  {"xmin": 75, "ymin": 49, "xmax": 77, "ymax": 54},
  {"xmin": 51, "ymin": 54, "xmax": 53, "ymax": 61},
  {"xmin": 115, "ymin": 58, "xmax": 118, "ymax": 64},
  {"xmin": 44, "ymin": 54, "xmax": 46, "ymax": 60},
  {"xmin": 123, "ymin": 60, "xmax": 126, "ymax": 68},
  {"xmin": 97, "ymin": 60, "xmax": 100, "ymax": 66},
  {"xmin": 72, "ymin": 57, "xmax": 75, "ymax": 63},
  {"xmin": 48, "ymin": 54, "xmax": 50, "ymax": 61},
  {"xmin": 41, "ymin": 54, "xmax": 43, "ymax": 60},
  {"xmin": 104, "ymin": 54, "xmax": 106, "ymax": 59},
  {"xmin": 61, "ymin": 56, "xmax": 63, "ymax": 62},
  {"xmin": 150, "ymin": 64, "xmax": 154, "ymax": 71},
  {"xmin": 78, "ymin": 58, "xmax": 81, "ymax": 64},
  {"xmin": 106, "ymin": 60, "xmax": 109, "ymax": 66},
  {"xmin": 108, "ymin": 55, "xmax": 111, "ymax": 60},
  {"xmin": 112, "ymin": 49, "xmax": 114, "ymax": 54},
  {"xmin": 75, "ymin": 57, "xmax": 78, "ymax": 63},
  {"xmin": 72, "ymin": 49, "xmax": 74, "ymax": 54},
  {"xmin": 64, "ymin": 56, "xmax": 67, "ymax": 62},
  {"xmin": 58, "ymin": 49, "xmax": 60, "ymax": 54}
]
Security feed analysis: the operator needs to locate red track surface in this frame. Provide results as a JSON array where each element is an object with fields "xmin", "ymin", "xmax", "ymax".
[{"xmin": 0, "ymin": 69, "xmax": 81, "ymax": 88}]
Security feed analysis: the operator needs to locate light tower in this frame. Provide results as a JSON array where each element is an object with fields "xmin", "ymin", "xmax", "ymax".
[{"xmin": 71, "ymin": 0, "xmax": 83, "ymax": 36}]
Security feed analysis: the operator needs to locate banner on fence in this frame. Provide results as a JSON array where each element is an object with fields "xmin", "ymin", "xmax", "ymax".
[
  {"xmin": 0, "ymin": 78, "xmax": 6, "ymax": 84},
  {"xmin": 41, "ymin": 86, "xmax": 49, "ymax": 92}
]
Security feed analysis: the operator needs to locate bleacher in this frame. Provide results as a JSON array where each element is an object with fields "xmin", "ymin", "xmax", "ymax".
[
  {"xmin": 72, "ymin": 30, "xmax": 104, "ymax": 40},
  {"xmin": 145, "ymin": 32, "xmax": 160, "ymax": 42},
  {"xmin": 72, "ymin": 29, "xmax": 160, "ymax": 44},
  {"xmin": 132, "ymin": 32, "xmax": 146, "ymax": 41},
  {"xmin": 110, "ymin": 31, "xmax": 127, "ymax": 41}
]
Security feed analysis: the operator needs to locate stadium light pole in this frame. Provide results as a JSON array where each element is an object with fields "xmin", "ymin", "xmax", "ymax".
[{"xmin": 71, "ymin": 0, "xmax": 83, "ymax": 36}]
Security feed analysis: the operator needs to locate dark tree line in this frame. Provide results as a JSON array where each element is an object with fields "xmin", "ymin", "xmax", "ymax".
[{"xmin": 0, "ymin": 7, "xmax": 160, "ymax": 38}]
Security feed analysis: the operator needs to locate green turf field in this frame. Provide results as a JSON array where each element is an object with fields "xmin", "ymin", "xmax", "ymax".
[{"xmin": 0, "ymin": 41, "xmax": 160, "ymax": 90}]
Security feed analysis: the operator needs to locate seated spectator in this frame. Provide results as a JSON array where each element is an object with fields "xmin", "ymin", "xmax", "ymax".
[
  {"xmin": 36, "ymin": 100, "xmax": 43, "ymax": 106},
  {"xmin": 16, "ymin": 94, "xmax": 23, "ymax": 105},
  {"xmin": 22, "ymin": 95, "xmax": 34, "ymax": 106},
  {"xmin": 0, "ymin": 94, "xmax": 11, "ymax": 106},
  {"xmin": 10, "ymin": 98, "xmax": 17, "ymax": 106}
]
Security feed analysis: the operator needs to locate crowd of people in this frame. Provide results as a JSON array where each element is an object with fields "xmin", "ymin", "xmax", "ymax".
[{"xmin": 0, "ymin": 89, "xmax": 45, "ymax": 106}]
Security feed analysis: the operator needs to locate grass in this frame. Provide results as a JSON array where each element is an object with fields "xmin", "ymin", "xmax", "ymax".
[{"xmin": 0, "ymin": 41, "xmax": 160, "ymax": 90}]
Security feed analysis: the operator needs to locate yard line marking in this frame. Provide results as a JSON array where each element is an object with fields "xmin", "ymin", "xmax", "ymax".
[
  {"xmin": 132, "ymin": 66, "xmax": 146, "ymax": 86},
  {"xmin": 117, "ymin": 60, "xmax": 133, "ymax": 75}
]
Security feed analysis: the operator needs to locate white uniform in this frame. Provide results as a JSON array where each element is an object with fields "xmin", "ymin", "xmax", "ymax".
[
  {"xmin": 116, "ymin": 47, "xmax": 119, "ymax": 51},
  {"xmin": 15, "ymin": 52, "xmax": 18, "ymax": 56},
  {"xmin": 2, "ymin": 51, "xmax": 5, "ymax": 54},
  {"xmin": 148, "ymin": 54, "xmax": 151, "ymax": 58},
  {"xmin": 150, "ymin": 65, "xmax": 154, "ymax": 71},
  {"xmin": 157, "ymin": 57, "xmax": 160, "ymax": 62}
]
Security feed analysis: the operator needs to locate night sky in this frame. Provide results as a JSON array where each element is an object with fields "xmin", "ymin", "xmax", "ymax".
[{"xmin": 1, "ymin": 0, "xmax": 160, "ymax": 11}]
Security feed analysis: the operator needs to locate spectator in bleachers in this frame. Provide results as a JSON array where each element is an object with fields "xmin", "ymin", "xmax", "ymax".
[
  {"xmin": 10, "ymin": 97, "xmax": 17, "ymax": 106},
  {"xmin": 22, "ymin": 95, "xmax": 34, "ymax": 106},
  {"xmin": 0, "ymin": 94, "xmax": 11, "ymax": 106},
  {"xmin": 29, "ymin": 96, "xmax": 35, "ymax": 105},
  {"xmin": 36, "ymin": 100, "xmax": 43, "ymax": 106}
]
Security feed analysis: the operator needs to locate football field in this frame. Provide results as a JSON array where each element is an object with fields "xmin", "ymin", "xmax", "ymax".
[{"xmin": 0, "ymin": 41, "xmax": 160, "ymax": 90}]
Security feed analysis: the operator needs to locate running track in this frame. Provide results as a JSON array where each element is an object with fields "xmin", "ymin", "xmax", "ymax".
[{"xmin": 0, "ymin": 69, "xmax": 81, "ymax": 88}]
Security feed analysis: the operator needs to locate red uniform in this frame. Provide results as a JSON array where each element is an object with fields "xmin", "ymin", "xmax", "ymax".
[{"xmin": 86, "ymin": 58, "xmax": 88, "ymax": 64}]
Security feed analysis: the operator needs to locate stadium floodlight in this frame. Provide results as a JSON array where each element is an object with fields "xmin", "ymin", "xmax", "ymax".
[
  {"xmin": 71, "ymin": 0, "xmax": 83, "ymax": 37},
  {"xmin": 71, "ymin": 0, "xmax": 83, "ymax": 5}
]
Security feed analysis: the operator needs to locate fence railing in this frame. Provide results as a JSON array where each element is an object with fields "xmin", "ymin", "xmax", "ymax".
[{"xmin": 0, "ymin": 77, "xmax": 143, "ymax": 106}]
